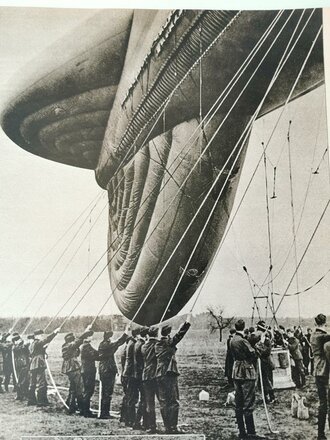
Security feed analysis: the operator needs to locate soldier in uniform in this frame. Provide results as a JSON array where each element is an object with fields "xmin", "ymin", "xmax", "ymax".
[
  {"xmin": 122, "ymin": 328, "xmax": 140, "ymax": 427},
  {"xmin": 120, "ymin": 338, "xmax": 129, "ymax": 423},
  {"xmin": 28, "ymin": 328, "xmax": 59, "ymax": 406},
  {"xmin": 61, "ymin": 326, "xmax": 93, "ymax": 415},
  {"xmin": 231, "ymin": 319, "xmax": 263, "ymax": 440},
  {"xmin": 155, "ymin": 314, "xmax": 191, "ymax": 435},
  {"xmin": 80, "ymin": 335, "xmax": 99, "ymax": 418},
  {"xmin": 310, "ymin": 313, "xmax": 330, "ymax": 440},
  {"xmin": 0, "ymin": 332, "xmax": 10, "ymax": 393},
  {"xmin": 141, "ymin": 326, "xmax": 159, "ymax": 434},
  {"xmin": 255, "ymin": 321, "xmax": 275, "ymax": 404},
  {"xmin": 3, "ymin": 332, "xmax": 18, "ymax": 392},
  {"xmin": 98, "ymin": 325, "xmax": 129, "ymax": 419},
  {"xmin": 225, "ymin": 328, "xmax": 236, "ymax": 388},
  {"xmin": 12, "ymin": 334, "xmax": 30, "ymax": 401},
  {"xmin": 133, "ymin": 326, "xmax": 149, "ymax": 430}
]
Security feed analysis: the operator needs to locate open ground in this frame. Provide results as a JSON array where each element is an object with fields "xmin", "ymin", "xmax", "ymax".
[{"xmin": 0, "ymin": 329, "xmax": 322, "ymax": 440}]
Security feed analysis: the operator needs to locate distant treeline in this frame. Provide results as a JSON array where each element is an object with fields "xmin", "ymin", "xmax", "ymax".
[{"xmin": 0, "ymin": 312, "xmax": 322, "ymax": 335}]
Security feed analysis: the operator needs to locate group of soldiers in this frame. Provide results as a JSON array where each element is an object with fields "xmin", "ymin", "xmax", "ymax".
[
  {"xmin": 0, "ymin": 313, "xmax": 191, "ymax": 435},
  {"xmin": 225, "ymin": 320, "xmax": 314, "ymax": 404},
  {"xmin": 224, "ymin": 314, "xmax": 330, "ymax": 440}
]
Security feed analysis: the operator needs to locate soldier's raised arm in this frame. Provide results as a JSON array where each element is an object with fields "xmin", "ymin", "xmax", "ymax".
[
  {"xmin": 169, "ymin": 313, "xmax": 192, "ymax": 348},
  {"xmin": 40, "ymin": 327, "xmax": 60, "ymax": 347}
]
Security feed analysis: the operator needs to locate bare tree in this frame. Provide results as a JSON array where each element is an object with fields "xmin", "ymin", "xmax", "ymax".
[{"xmin": 208, "ymin": 306, "xmax": 235, "ymax": 342}]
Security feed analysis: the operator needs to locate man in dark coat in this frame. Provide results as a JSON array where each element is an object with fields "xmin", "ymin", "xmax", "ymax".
[
  {"xmin": 2, "ymin": 332, "xmax": 18, "ymax": 392},
  {"xmin": 80, "ymin": 335, "xmax": 99, "ymax": 418},
  {"xmin": 287, "ymin": 328, "xmax": 305, "ymax": 388},
  {"xmin": 310, "ymin": 313, "xmax": 330, "ymax": 440},
  {"xmin": 141, "ymin": 326, "xmax": 159, "ymax": 434},
  {"xmin": 12, "ymin": 335, "xmax": 30, "ymax": 401},
  {"xmin": 98, "ymin": 326, "xmax": 128, "ymax": 419},
  {"xmin": 155, "ymin": 314, "xmax": 191, "ymax": 434},
  {"xmin": 120, "ymin": 338, "xmax": 129, "ymax": 423},
  {"xmin": 301, "ymin": 327, "xmax": 314, "ymax": 375},
  {"xmin": 122, "ymin": 327, "xmax": 140, "ymax": 427},
  {"xmin": 28, "ymin": 328, "xmax": 59, "ymax": 406},
  {"xmin": 231, "ymin": 319, "xmax": 263, "ymax": 439},
  {"xmin": 0, "ymin": 332, "xmax": 10, "ymax": 393},
  {"xmin": 133, "ymin": 326, "xmax": 149, "ymax": 430},
  {"xmin": 61, "ymin": 326, "xmax": 93, "ymax": 415},
  {"xmin": 224, "ymin": 328, "xmax": 236, "ymax": 387},
  {"xmin": 255, "ymin": 321, "xmax": 275, "ymax": 403}
]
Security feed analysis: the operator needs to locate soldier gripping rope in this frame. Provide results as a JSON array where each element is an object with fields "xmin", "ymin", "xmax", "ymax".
[
  {"xmin": 0, "ymin": 332, "xmax": 10, "ymax": 393},
  {"xmin": 155, "ymin": 314, "xmax": 191, "ymax": 435},
  {"xmin": 133, "ymin": 326, "xmax": 148, "ymax": 430},
  {"xmin": 141, "ymin": 326, "xmax": 159, "ymax": 434},
  {"xmin": 28, "ymin": 328, "xmax": 59, "ymax": 406},
  {"xmin": 230, "ymin": 319, "xmax": 264, "ymax": 440},
  {"xmin": 122, "ymin": 328, "xmax": 140, "ymax": 427},
  {"xmin": 80, "ymin": 334, "xmax": 99, "ymax": 418},
  {"xmin": 12, "ymin": 334, "xmax": 30, "ymax": 401},
  {"xmin": 98, "ymin": 325, "xmax": 129, "ymax": 420},
  {"xmin": 61, "ymin": 326, "xmax": 93, "ymax": 415},
  {"xmin": 3, "ymin": 332, "xmax": 18, "ymax": 392},
  {"xmin": 310, "ymin": 314, "xmax": 330, "ymax": 440}
]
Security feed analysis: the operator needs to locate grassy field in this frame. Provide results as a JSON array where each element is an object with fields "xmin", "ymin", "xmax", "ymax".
[{"xmin": 0, "ymin": 329, "xmax": 322, "ymax": 439}]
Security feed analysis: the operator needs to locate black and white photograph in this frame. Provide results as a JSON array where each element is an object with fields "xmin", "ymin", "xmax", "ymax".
[{"xmin": 0, "ymin": 3, "xmax": 329, "ymax": 439}]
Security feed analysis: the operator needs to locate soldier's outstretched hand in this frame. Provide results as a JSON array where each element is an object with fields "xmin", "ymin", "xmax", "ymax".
[{"xmin": 186, "ymin": 313, "xmax": 192, "ymax": 324}]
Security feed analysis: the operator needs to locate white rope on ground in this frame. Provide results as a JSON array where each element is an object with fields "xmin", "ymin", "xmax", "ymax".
[
  {"xmin": 98, "ymin": 378, "xmax": 102, "ymax": 418},
  {"xmin": 258, "ymin": 358, "xmax": 279, "ymax": 434},
  {"xmin": 45, "ymin": 359, "xmax": 69, "ymax": 410}
]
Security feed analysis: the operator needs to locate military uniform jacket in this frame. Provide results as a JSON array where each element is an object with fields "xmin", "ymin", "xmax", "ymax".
[
  {"xmin": 122, "ymin": 337, "xmax": 136, "ymax": 378},
  {"xmin": 61, "ymin": 331, "xmax": 91, "ymax": 374},
  {"xmin": 0, "ymin": 342, "xmax": 5, "ymax": 375},
  {"xmin": 13, "ymin": 342, "xmax": 30, "ymax": 370},
  {"xmin": 81, "ymin": 342, "xmax": 99, "ymax": 375},
  {"xmin": 230, "ymin": 332, "xmax": 257, "ymax": 381},
  {"xmin": 255, "ymin": 335, "xmax": 274, "ymax": 369},
  {"xmin": 141, "ymin": 337, "xmax": 158, "ymax": 381},
  {"xmin": 30, "ymin": 333, "xmax": 56, "ymax": 371},
  {"xmin": 98, "ymin": 333, "xmax": 127, "ymax": 377},
  {"xmin": 311, "ymin": 328, "xmax": 330, "ymax": 377},
  {"xmin": 155, "ymin": 322, "xmax": 191, "ymax": 378},
  {"xmin": 287, "ymin": 336, "xmax": 303, "ymax": 361},
  {"xmin": 134, "ymin": 337, "xmax": 145, "ymax": 380}
]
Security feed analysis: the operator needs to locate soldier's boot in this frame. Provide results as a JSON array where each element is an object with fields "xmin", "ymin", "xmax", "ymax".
[
  {"xmin": 0, "ymin": 377, "xmax": 4, "ymax": 394},
  {"xmin": 318, "ymin": 411, "xmax": 327, "ymax": 440},
  {"xmin": 236, "ymin": 412, "xmax": 247, "ymax": 439},
  {"xmin": 126, "ymin": 406, "xmax": 136, "ymax": 427},
  {"xmin": 245, "ymin": 414, "xmax": 265, "ymax": 439},
  {"xmin": 37, "ymin": 388, "xmax": 50, "ymax": 406},
  {"xmin": 83, "ymin": 398, "xmax": 97, "ymax": 418},
  {"xmin": 77, "ymin": 396, "xmax": 85, "ymax": 416},
  {"xmin": 27, "ymin": 388, "xmax": 37, "ymax": 406}
]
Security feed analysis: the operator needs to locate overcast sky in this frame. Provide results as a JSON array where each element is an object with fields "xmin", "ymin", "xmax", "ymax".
[{"xmin": 0, "ymin": 7, "xmax": 329, "ymax": 323}]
